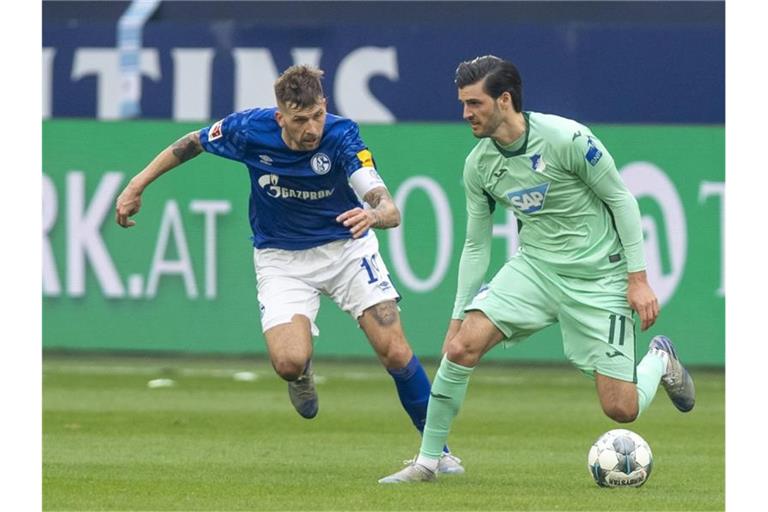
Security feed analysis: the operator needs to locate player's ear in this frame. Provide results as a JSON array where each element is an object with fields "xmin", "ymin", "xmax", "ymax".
[
  {"xmin": 274, "ymin": 109, "xmax": 285, "ymax": 128},
  {"xmin": 498, "ymin": 91, "xmax": 512, "ymax": 111}
]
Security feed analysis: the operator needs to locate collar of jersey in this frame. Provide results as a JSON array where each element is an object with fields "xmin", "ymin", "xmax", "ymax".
[{"xmin": 492, "ymin": 112, "xmax": 530, "ymax": 158}]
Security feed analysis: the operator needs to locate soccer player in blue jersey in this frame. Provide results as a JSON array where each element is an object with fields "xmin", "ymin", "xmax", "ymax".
[{"xmin": 114, "ymin": 65, "xmax": 463, "ymax": 474}]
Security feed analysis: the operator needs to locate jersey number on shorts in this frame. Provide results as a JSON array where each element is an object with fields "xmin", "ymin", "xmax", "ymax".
[
  {"xmin": 607, "ymin": 314, "xmax": 627, "ymax": 346},
  {"xmin": 360, "ymin": 255, "xmax": 382, "ymax": 284}
]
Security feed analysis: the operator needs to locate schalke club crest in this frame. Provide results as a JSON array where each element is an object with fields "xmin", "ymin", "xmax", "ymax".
[{"xmin": 311, "ymin": 153, "xmax": 332, "ymax": 175}]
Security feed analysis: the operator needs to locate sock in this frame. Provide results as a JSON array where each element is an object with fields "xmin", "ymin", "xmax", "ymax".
[
  {"xmin": 635, "ymin": 349, "xmax": 668, "ymax": 416},
  {"xmin": 387, "ymin": 355, "xmax": 453, "ymax": 455},
  {"xmin": 387, "ymin": 355, "xmax": 431, "ymax": 433},
  {"xmin": 419, "ymin": 355, "xmax": 474, "ymax": 460}
]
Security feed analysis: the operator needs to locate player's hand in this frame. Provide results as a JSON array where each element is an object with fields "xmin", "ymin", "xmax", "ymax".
[
  {"xmin": 336, "ymin": 207, "xmax": 379, "ymax": 238},
  {"xmin": 115, "ymin": 185, "xmax": 143, "ymax": 228},
  {"xmin": 627, "ymin": 271, "xmax": 659, "ymax": 331}
]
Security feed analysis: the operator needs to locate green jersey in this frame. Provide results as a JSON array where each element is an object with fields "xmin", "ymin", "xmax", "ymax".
[{"xmin": 452, "ymin": 111, "xmax": 645, "ymax": 319}]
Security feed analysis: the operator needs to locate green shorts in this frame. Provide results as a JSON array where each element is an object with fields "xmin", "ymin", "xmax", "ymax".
[{"xmin": 467, "ymin": 255, "xmax": 637, "ymax": 383}]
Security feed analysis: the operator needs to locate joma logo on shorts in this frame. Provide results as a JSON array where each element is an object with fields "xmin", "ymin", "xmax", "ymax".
[{"xmin": 506, "ymin": 183, "xmax": 550, "ymax": 214}]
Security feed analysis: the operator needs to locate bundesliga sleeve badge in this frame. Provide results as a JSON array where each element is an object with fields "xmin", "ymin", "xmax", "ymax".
[{"xmin": 208, "ymin": 119, "xmax": 223, "ymax": 141}]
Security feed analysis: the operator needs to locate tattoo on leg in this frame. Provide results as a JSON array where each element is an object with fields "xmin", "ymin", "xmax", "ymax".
[
  {"xmin": 370, "ymin": 301, "xmax": 398, "ymax": 327},
  {"xmin": 171, "ymin": 134, "xmax": 202, "ymax": 162}
]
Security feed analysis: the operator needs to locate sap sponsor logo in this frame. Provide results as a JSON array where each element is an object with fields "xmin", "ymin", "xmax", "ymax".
[
  {"xmin": 311, "ymin": 152, "xmax": 332, "ymax": 175},
  {"xmin": 585, "ymin": 136, "xmax": 603, "ymax": 166},
  {"xmin": 506, "ymin": 182, "xmax": 550, "ymax": 214},
  {"xmin": 259, "ymin": 154, "xmax": 273, "ymax": 166},
  {"xmin": 530, "ymin": 153, "xmax": 546, "ymax": 173},
  {"xmin": 208, "ymin": 120, "xmax": 223, "ymax": 141},
  {"xmin": 257, "ymin": 174, "xmax": 335, "ymax": 200}
]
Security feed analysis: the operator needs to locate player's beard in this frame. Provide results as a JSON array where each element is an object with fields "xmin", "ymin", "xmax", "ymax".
[
  {"xmin": 285, "ymin": 131, "xmax": 321, "ymax": 151},
  {"xmin": 471, "ymin": 107, "xmax": 504, "ymax": 139}
]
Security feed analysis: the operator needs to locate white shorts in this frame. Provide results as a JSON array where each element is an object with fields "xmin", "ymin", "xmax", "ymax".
[{"xmin": 253, "ymin": 233, "xmax": 401, "ymax": 335}]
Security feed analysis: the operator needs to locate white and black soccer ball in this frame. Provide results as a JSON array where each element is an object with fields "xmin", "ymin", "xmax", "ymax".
[{"xmin": 587, "ymin": 429, "xmax": 653, "ymax": 488}]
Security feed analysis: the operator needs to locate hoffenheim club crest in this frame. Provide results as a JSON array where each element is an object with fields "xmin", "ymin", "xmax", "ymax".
[{"xmin": 311, "ymin": 153, "xmax": 332, "ymax": 175}]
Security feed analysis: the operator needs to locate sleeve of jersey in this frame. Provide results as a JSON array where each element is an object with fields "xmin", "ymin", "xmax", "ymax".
[
  {"xmin": 198, "ymin": 110, "xmax": 249, "ymax": 162},
  {"xmin": 570, "ymin": 133, "xmax": 646, "ymax": 272},
  {"xmin": 337, "ymin": 122, "xmax": 372, "ymax": 177},
  {"xmin": 451, "ymin": 163, "xmax": 494, "ymax": 320}
]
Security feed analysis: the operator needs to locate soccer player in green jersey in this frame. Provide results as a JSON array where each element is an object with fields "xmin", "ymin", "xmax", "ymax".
[{"xmin": 379, "ymin": 55, "xmax": 696, "ymax": 483}]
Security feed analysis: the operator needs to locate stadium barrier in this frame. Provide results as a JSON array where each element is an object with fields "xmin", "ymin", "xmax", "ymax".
[{"xmin": 43, "ymin": 120, "xmax": 724, "ymax": 365}]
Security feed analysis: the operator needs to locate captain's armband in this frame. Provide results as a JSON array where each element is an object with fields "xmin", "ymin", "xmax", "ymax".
[{"xmin": 349, "ymin": 166, "xmax": 386, "ymax": 200}]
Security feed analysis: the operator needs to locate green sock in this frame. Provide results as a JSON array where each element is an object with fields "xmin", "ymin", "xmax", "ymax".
[
  {"xmin": 419, "ymin": 355, "xmax": 475, "ymax": 459},
  {"xmin": 635, "ymin": 350, "xmax": 667, "ymax": 416}
]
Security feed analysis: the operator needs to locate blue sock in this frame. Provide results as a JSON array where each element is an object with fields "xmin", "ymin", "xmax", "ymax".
[{"xmin": 387, "ymin": 355, "xmax": 450, "ymax": 454}]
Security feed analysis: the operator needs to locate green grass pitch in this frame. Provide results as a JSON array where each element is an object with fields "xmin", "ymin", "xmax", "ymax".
[{"xmin": 43, "ymin": 355, "xmax": 724, "ymax": 511}]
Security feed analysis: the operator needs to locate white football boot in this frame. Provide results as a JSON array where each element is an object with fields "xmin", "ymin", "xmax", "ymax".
[
  {"xmin": 378, "ymin": 461, "xmax": 436, "ymax": 484},
  {"xmin": 649, "ymin": 335, "xmax": 696, "ymax": 412},
  {"xmin": 437, "ymin": 452, "xmax": 465, "ymax": 475}
]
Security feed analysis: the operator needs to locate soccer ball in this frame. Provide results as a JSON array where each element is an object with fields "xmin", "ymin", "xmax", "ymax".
[{"xmin": 587, "ymin": 429, "xmax": 653, "ymax": 487}]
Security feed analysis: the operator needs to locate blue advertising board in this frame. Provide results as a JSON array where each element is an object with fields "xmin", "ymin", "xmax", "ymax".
[{"xmin": 43, "ymin": 1, "xmax": 724, "ymax": 123}]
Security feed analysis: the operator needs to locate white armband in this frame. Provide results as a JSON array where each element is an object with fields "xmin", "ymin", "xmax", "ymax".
[{"xmin": 349, "ymin": 166, "xmax": 387, "ymax": 200}]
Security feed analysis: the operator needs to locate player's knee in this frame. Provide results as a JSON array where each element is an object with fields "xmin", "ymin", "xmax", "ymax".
[
  {"xmin": 444, "ymin": 336, "xmax": 482, "ymax": 367},
  {"xmin": 602, "ymin": 402, "xmax": 638, "ymax": 423},
  {"xmin": 380, "ymin": 341, "xmax": 412, "ymax": 368},
  {"xmin": 272, "ymin": 359, "xmax": 306, "ymax": 381}
]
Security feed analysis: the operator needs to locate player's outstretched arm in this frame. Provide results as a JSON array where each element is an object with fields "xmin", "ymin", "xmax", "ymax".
[
  {"xmin": 115, "ymin": 131, "xmax": 203, "ymax": 228},
  {"xmin": 336, "ymin": 186, "xmax": 400, "ymax": 238}
]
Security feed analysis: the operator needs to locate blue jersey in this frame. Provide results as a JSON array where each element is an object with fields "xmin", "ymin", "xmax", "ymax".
[{"xmin": 198, "ymin": 107, "xmax": 375, "ymax": 250}]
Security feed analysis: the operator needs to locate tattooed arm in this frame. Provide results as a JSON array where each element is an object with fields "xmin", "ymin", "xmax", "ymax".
[
  {"xmin": 336, "ymin": 186, "xmax": 401, "ymax": 238},
  {"xmin": 115, "ymin": 131, "xmax": 203, "ymax": 228},
  {"xmin": 362, "ymin": 187, "xmax": 401, "ymax": 229}
]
